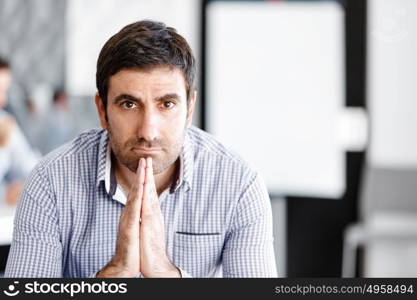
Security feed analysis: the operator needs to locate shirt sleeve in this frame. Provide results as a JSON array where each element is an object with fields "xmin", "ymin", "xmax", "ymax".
[
  {"xmin": 222, "ymin": 173, "xmax": 278, "ymax": 278},
  {"xmin": 4, "ymin": 167, "xmax": 63, "ymax": 277}
]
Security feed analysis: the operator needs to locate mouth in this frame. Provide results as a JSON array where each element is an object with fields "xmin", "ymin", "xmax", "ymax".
[{"xmin": 132, "ymin": 147, "xmax": 162, "ymax": 154}]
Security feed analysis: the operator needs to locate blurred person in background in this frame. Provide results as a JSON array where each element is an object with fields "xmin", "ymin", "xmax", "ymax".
[
  {"xmin": 24, "ymin": 97, "xmax": 43, "ymax": 154},
  {"xmin": 37, "ymin": 89, "xmax": 74, "ymax": 154},
  {"xmin": 5, "ymin": 20, "xmax": 277, "ymax": 278},
  {"xmin": 0, "ymin": 57, "xmax": 39, "ymax": 207},
  {"xmin": 24, "ymin": 90, "xmax": 75, "ymax": 155}
]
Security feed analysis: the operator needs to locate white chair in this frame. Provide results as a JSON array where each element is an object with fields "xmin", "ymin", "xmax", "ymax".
[{"xmin": 342, "ymin": 168, "xmax": 417, "ymax": 277}]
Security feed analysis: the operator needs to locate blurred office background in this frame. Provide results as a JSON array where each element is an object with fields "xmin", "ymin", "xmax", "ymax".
[{"xmin": 0, "ymin": 0, "xmax": 416, "ymax": 277}]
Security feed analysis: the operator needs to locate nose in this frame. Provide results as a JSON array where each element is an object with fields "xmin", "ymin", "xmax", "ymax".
[{"xmin": 138, "ymin": 106, "xmax": 159, "ymax": 142}]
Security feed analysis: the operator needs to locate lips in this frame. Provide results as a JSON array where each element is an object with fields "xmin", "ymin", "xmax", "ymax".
[{"xmin": 132, "ymin": 147, "xmax": 161, "ymax": 153}]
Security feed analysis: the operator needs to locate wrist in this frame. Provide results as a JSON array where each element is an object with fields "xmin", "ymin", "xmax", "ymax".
[
  {"xmin": 162, "ymin": 265, "xmax": 181, "ymax": 278},
  {"xmin": 96, "ymin": 260, "xmax": 138, "ymax": 278},
  {"xmin": 143, "ymin": 261, "xmax": 181, "ymax": 278}
]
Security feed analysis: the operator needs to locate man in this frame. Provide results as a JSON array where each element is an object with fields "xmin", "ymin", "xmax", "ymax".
[{"xmin": 5, "ymin": 20, "xmax": 277, "ymax": 278}]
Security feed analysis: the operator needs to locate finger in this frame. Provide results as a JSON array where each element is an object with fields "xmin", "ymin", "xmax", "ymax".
[
  {"xmin": 145, "ymin": 157, "xmax": 154, "ymax": 185},
  {"xmin": 146, "ymin": 157, "xmax": 157, "ymax": 198},
  {"xmin": 125, "ymin": 158, "xmax": 145, "ymax": 222},
  {"xmin": 136, "ymin": 157, "xmax": 146, "ymax": 198},
  {"xmin": 142, "ymin": 157, "xmax": 157, "ymax": 215}
]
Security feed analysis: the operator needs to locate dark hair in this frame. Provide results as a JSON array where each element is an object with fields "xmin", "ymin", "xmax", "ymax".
[
  {"xmin": 53, "ymin": 89, "xmax": 66, "ymax": 104},
  {"xmin": 0, "ymin": 57, "xmax": 10, "ymax": 69},
  {"xmin": 96, "ymin": 20, "xmax": 196, "ymax": 107}
]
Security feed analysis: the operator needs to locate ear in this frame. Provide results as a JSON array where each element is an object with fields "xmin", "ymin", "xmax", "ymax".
[
  {"xmin": 186, "ymin": 90, "xmax": 197, "ymax": 128},
  {"xmin": 95, "ymin": 93, "xmax": 108, "ymax": 129}
]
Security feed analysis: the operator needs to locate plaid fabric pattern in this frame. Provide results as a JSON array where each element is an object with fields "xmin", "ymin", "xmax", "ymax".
[{"xmin": 5, "ymin": 126, "xmax": 277, "ymax": 278}]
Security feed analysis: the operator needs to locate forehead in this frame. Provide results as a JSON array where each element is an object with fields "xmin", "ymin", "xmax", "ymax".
[{"xmin": 108, "ymin": 67, "xmax": 187, "ymax": 95}]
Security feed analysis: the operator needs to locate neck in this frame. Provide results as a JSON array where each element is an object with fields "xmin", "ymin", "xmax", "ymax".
[{"xmin": 114, "ymin": 156, "xmax": 178, "ymax": 197}]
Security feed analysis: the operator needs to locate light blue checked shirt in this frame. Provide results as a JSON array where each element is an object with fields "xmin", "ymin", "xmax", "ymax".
[{"xmin": 5, "ymin": 126, "xmax": 277, "ymax": 278}]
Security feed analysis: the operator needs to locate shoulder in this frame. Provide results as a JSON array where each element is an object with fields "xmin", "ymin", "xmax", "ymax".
[
  {"xmin": 40, "ymin": 128, "xmax": 104, "ymax": 166},
  {"xmin": 187, "ymin": 126, "xmax": 248, "ymax": 163},
  {"xmin": 18, "ymin": 129, "xmax": 105, "ymax": 212},
  {"xmin": 26, "ymin": 128, "xmax": 104, "ymax": 184},
  {"xmin": 186, "ymin": 125, "xmax": 257, "ymax": 183},
  {"xmin": 186, "ymin": 127, "xmax": 271, "ymax": 218}
]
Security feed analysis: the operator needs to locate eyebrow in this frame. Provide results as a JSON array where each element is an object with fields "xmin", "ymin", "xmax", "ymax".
[
  {"xmin": 155, "ymin": 93, "xmax": 182, "ymax": 102},
  {"xmin": 113, "ymin": 94, "xmax": 138, "ymax": 104},
  {"xmin": 112, "ymin": 93, "xmax": 182, "ymax": 104}
]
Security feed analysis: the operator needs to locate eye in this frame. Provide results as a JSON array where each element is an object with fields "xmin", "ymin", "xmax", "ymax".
[
  {"xmin": 121, "ymin": 101, "xmax": 136, "ymax": 109},
  {"xmin": 162, "ymin": 101, "xmax": 175, "ymax": 109}
]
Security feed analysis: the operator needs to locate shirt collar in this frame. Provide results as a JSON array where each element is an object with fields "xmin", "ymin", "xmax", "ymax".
[
  {"xmin": 96, "ymin": 128, "xmax": 194, "ymax": 198},
  {"xmin": 96, "ymin": 130, "xmax": 108, "ymax": 188},
  {"xmin": 180, "ymin": 129, "xmax": 194, "ymax": 192}
]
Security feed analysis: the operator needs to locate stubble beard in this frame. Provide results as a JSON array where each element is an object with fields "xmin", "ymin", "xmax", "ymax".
[{"xmin": 107, "ymin": 124, "xmax": 186, "ymax": 175}]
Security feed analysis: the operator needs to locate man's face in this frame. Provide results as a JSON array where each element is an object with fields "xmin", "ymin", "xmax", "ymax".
[
  {"xmin": 96, "ymin": 66, "xmax": 195, "ymax": 174},
  {"xmin": 0, "ymin": 68, "xmax": 11, "ymax": 109}
]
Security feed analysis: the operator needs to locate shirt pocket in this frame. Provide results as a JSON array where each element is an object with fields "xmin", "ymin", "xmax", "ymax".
[{"xmin": 173, "ymin": 232, "xmax": 223, "ymax": 277}]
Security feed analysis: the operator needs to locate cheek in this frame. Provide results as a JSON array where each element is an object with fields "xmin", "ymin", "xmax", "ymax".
[
  {"xmin": 107, "ymin": 112, "xmax": 136, "ymax": 142},
  {"xmin": 166, "ymin": 112, "xmax": 187, "ymax": 131},
  {"xmin": 163, "ymin": 120, "xmax": 187, "ymax": 148},
  {"xmin": 108, "ymin": 107, "xmax": 134, "ymax": 128}
]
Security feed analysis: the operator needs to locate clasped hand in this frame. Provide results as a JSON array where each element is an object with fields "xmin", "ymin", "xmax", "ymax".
[{"xmin": 97, "ymin": 157, "xmax": 180, "ymax": 278}]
